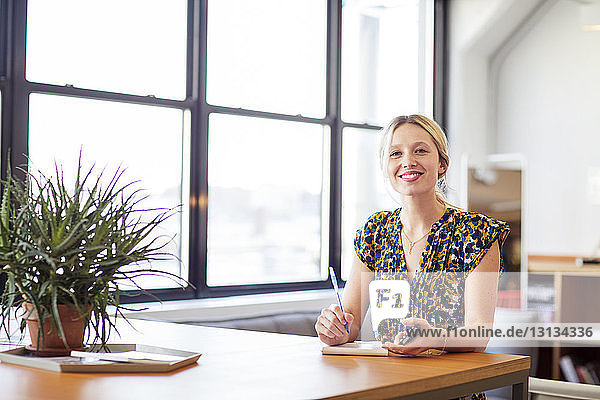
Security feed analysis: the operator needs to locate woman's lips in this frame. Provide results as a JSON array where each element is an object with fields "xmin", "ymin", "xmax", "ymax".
[{"xmin": 400, "ymin": 172, "xmax": 423, "ymax": 182}]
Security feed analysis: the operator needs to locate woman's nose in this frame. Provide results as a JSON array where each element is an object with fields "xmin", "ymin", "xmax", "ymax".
[{"xmin": 402, "ymin": 155, "xmax": 416, "ymax": 168}]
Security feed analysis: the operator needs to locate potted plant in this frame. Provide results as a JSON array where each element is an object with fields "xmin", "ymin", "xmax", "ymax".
[{"xmin": 0, "ymin": 155, "xmax": 186, "ymax": 355}]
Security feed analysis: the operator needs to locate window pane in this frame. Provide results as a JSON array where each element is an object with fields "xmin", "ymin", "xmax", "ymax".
[
  {"xmin": 26, "ymin": 0, "xmax": 187, "ymax": 99},
  {"xmin": 207, "ymin": 0, "xmax": 326, "ymax": 117},
  {"xmin": 342, "ymin": 127, "xmax": 398, "ymax": 279},
  {"xmin": 28, "ymin": 94, "xmax": 189, "ymax": 289},
  {"xmin": 207, "ymin": 114, "xmax": 328, "ymax": 286},
  {"xmin": 342, "ymin": 0, "xmax": 434, "ymax": 124}
]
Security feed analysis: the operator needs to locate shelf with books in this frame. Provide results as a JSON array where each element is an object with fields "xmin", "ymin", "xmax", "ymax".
[
  {"xmin": 527, "ymin": 256, "xmax": 600, "ymax": 381},
  {"xmin": 559, "ymin": 351, "xmax": 600, "ymax": 385}
]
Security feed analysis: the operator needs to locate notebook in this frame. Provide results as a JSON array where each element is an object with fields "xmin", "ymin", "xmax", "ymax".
[
  {"xmin": 321, "ymin": 341, "xmax": 389, "ymax": 356},
  {"xmin": 321, "ymin": 341, "xmax": 445, "ymax": 357}
]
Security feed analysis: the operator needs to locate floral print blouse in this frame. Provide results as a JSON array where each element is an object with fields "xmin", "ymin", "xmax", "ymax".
[{"xmin": 354, "ymin": 206, "xmax": 510, "ymax": 400}]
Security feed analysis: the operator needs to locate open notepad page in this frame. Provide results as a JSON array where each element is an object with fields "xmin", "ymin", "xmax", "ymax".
[
  {"xmin": 321, "ymin": 341, "xmax": 389, "ymax": 356},
  {"xmin": 70, "ymin": 350, "xmax": 186, "ymax": 364}
]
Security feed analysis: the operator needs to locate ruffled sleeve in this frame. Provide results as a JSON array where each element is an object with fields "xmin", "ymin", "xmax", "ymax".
[
  {"xmin": 461, "ymin": 213, "xmax": 510, "ymax": 274},
  {"xmin": 353, "ymin": 211, "xmax": 390, "ymax": 271}
]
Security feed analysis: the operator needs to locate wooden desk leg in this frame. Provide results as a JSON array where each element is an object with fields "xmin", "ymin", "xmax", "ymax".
[{"xmin": 512, "ymin": 372, "xmax": 529, "ymax": 400}]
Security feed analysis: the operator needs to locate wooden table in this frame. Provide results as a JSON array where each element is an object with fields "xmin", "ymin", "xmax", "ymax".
[{"xmin": 0, "ymin": 319, "xmax": 530, "ymax": 400}]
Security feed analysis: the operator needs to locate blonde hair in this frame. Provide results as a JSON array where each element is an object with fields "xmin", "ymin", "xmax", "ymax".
[{"xmin": 379, "ymin": 114, "xmax": 451, "ymax": 207}]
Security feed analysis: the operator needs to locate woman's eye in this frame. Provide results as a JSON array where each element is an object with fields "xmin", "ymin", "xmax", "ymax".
[
  {"xmin": 416, "ymin": 148, "xmax": 428, "ymax": 153},
  {"xmin": 390, "ymin": 151, "xmax": 401, "ymax": 158}
]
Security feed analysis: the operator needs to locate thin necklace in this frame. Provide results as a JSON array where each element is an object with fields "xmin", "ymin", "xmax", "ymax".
[{"xmin": 401, "ymin": 228, "xmax": 430, "ymax": 254}]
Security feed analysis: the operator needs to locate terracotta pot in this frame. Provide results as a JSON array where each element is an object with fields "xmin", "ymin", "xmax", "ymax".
[{"xmin": 23, "ymin": 302, "xmax": 87, "ymax": 356}]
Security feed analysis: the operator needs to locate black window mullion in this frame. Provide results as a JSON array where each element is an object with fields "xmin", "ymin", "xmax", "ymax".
[
  {"xmin": 185, "ymin": 0, "xmax": 197, "ymax": 101},
  {"xmin": 0, "ymin": 0, "xmax": 26, "ymax": 300},
  {"xmin": 178, "ymin": 0, "xmax": 203, "ymax": 299},
  {"xmin": 0, "ymin": 0, "xmax": 12, "ymax": 177},
  {"xmin": 194, "ymin": 0, "xmax": 209, "ymax": 298},
  {"xmin": 341, "ymin": 121, "xmax": 381, "ymax": 131},
  {"xmin": 200, "ymin": 280, "xmax": 333, "ymax": 299},
  {"xmin": 205, "ymin": 104, "xmax": 330, "ymax": 126},
  {"xmin": 433, "ymin": 0, "xmax": 448, "ymax": 131},
  {"xmin": 25, "ymin": 82, "xmax": 192, "ymax": 110},
  {"xmin": 0, "ymin": 0, "xmax": 8, "ymax": 79},
  {"xmin": 327, "ymin": 0, "xmax": 343, "ymax": 283},
  {"xmin": 5, "ymin": 0, "xmax": 27, "ymax": 178}
]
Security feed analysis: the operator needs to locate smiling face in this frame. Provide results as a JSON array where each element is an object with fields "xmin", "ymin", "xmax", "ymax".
[{"xmin": 386, "ymin": 123, "xmax": 446, "ymax": 199}]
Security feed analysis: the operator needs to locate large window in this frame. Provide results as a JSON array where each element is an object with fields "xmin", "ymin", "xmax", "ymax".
[{"xmin": 0, "ymin": 0, "xmax": 441, "ymax": 300}]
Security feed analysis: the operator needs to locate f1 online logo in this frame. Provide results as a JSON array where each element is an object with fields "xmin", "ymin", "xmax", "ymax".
[{"xmin": 369, "ymin": 280, "xmax": 410, "ymax": 334}]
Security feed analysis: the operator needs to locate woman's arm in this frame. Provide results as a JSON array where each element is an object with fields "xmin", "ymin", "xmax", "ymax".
[
  {"xmin": 315, "ymin": 255, "xmax": 374, "ymax": 345},
  {"xmin": 342, "ymin": 254, "xmax": 375, "ymax": 342},
  {"xmin": 459, "ymin": 239, "xmax": 501, "ymax": 351}
]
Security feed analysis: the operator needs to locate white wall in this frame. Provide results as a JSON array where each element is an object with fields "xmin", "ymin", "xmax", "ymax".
[
  {"xmin": 447, "ymin": 0, "xmax": 600, "ymax": 256},
  {"xmin": 446, "ymin": 0, "xmax": 544, "ymax": 174},
  {"xmin": 495, "ymin": 0, "xmax": 600, "ymax": 255}
]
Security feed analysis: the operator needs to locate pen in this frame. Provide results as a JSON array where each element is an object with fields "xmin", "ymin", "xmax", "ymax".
[{"xmin": 329, "ymin": 266, "xmax": 349, "ymax": 334}]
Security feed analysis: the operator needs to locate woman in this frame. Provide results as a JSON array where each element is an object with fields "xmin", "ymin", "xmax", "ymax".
[{"xmin": 315, "ymin": 114, "xmax": 510, "ymax": 400}]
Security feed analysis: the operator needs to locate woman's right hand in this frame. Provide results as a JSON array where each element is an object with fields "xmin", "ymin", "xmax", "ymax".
[{"xmin": 315, "ymin": 304, "xmax": 355, "ymax": 346}]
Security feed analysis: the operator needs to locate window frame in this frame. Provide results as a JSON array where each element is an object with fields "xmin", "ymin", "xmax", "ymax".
[{"xmin": 0, "ymin": 0, "xmax": 447, "ymax": 302}]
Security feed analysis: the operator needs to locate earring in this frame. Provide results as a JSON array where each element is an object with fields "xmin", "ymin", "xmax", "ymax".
[{"xmin": 437, "ymin": 176, "xmax": 447, "ymax": 191}]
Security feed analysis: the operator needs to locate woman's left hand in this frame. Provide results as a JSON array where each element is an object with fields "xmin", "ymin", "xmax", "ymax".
[{"xmin": 381, "ymin": 317, "xmax": 441, "ymax": 356}]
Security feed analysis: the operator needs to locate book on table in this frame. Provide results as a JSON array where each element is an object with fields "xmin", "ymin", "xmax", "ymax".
[{"xmin": 0, "ymin": 343, "xmax": 201, "ymax": 372}]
